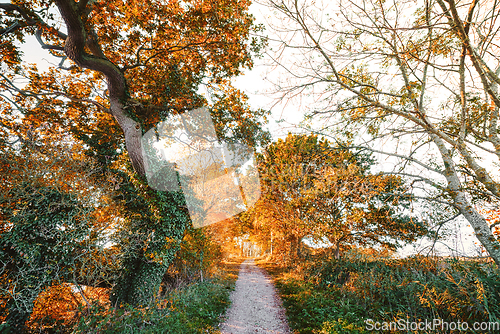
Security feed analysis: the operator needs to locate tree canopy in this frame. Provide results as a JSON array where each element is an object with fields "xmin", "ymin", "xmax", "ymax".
[
  {"xmin": 249, "ymin": 134, "xmax": 428, "ymax": 260},
  {"xmin": 262, "ymin": 0, "xmax": 500, "ymax": 264},
  {"xmin": 0, "ymin": 0, "xmax": 269, "ymax": 331}
]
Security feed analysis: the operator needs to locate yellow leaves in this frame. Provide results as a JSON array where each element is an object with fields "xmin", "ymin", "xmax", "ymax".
[
  {"xmin": 83, "ymin": 0, "xmax": 256, "ymax": 100},
  {"xmin": 399, "ymin": 80, "xmax": 421, "ymax": 103}
]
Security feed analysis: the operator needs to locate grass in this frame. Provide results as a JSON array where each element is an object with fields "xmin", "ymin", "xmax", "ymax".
[
  {"xmin": 20, "ymin": 257, "xmax": 245, "ymax": 334},
  {"xmin": 258, "ymin": 256, "xmax": 500, "ymax": 334},
  {"xmin": 73, "ymin": 278, "xmax": 231, "ymax": 334},
  {"xmin": 73, "ymin": 258, "xmax": 245, "ymax": 334},
  {"xmin": 259, "ymin": 261, "xmax": 368, "ymax": 334}
]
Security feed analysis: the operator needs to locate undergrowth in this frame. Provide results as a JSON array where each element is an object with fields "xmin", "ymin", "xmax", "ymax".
[
  {"xmin": 73, "ymin": 277, "xmax": 234, "ymax": 334},
  {"xmin": 261, "ymin": 255, "xmax": 500, "ymax": 334},
  {"xmin": 7, "ymin": 258, "xmax": 243, "ymax": 334}
]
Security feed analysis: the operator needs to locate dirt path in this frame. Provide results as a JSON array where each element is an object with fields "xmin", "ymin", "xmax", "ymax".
[{"xmin": 220, "ymin": 259, "xmax": 290, "ymax": 334}]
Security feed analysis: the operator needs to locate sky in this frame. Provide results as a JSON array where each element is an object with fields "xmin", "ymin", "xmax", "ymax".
[{"xmin": 232, "ymin": 1, "xmax": 482, "ymax": 258}]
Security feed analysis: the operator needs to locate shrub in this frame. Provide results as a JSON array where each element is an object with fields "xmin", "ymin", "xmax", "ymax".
[
  {"xmin": 265, "ymin": 255, "xmax": 500, "ymax": 333},
  {"xmin": 73, "ymin": 278, "xmax": 234, "ymax": 334}
]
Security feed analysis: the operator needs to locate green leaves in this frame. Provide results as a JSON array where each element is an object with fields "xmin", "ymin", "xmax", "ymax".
[
  {"xmin": 1, "ymin": 0, "xmax": 268, "ymax": 325},
  {"xmin": 0, "ymin": 183, "xmax": 96, "ymax": 330}
]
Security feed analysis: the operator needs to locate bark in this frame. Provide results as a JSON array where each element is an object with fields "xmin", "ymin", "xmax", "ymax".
[
  {"xmin": 109, "ymin": 97, "xmax": 146, "ymax": 176},
  {"xmin": 434, "ymin": 0, "xmax": 500, "ymax": 199},
  {"xmin": 110, "ymin": 254, "xmax": 168, "ymax": 307},
  {"xmin": 289, "ymin": 234, "xmax": 302, "ymax": 260},
  {"xmin": 54, "ymin": 0, "xmax": 145, "ymax": 176},
  {"xmin": 333, "ymin": 242, "xmax": 341, "ymax": 260},
  {"xmin": 267, "ymin": 0, "xmax": 500, "ymax": 266},
  {"xmin": 454, "ymin": 192, "xmax": 500, "ymax": 265},
  {"xmin": 439, "ymin": 0, "xmax": 500, "ymax": 110},
  {"xmin": 52, "ymin": 0, "xmax": 175, "ymax": 308},
  {"xmin": 431, "ymin": 134, "xmax": 500, "ymax": 266}
]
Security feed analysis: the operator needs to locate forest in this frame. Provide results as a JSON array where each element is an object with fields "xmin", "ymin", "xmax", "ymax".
[{"xmin": 1, "ymin": 0, "xmax": 500, "ymax": 333}]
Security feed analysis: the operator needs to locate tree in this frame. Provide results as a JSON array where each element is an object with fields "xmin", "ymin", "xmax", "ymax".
[
  {"xmin": 0, "ymin": 138, "xmax": 105, "ymax": 332},
  {"xmin": 251, "ymin": 134, "xmax": 427, "ymax": 260},
  {"xmin": 0, "ymin": 0, "xmax": 267, "ymax": 326},
  {"xmin": 262, "ymin": 0, "xmax": 500, "ymax": 264},
  {"xmin": 0, "ymin": 185, "xmax": 93, "ymax": 331},
  {"xmin": 307, "ymin": 160, "xmax": 428, "ymax": 259}
]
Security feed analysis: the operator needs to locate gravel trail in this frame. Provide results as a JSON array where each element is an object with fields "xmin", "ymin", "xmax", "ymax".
[{"xmin": 219, "ymin": 259, "xmax": 290, "ymax": 334}]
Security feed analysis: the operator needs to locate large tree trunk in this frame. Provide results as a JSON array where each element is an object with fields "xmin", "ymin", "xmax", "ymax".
[
  {"xmin": 110, "ymin": 254, "xmax": 169, "ymax": 307},
  {"xmin": 453, "ymin": 192, "xmax": 500, "ymax": 265},
  {"xmin": 54, "ymin": 0, "xmax": 146, "ymax": 177},
  {"xmin": 54, "ymin": 0, "xmax": 181, "ymax": 307},
  {"xmin": 289, "ymin": 234, "xmax": 302, "ymax": 260},
  {"xmin": 333, "ymin": 241, "xmax": 341, "ymax": 260}
]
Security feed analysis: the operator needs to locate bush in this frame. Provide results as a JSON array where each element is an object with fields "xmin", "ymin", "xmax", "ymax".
[
  {"xmin": 73, "ymin": 278, "xmax": 234, "ymax": 334},
  {"xmin": 264, "ymin": 256, "xmax": 500, "ymax": 334},
  {"xmin": 163, "ymin": 227, "xmax": 223, "ymax": 289}
]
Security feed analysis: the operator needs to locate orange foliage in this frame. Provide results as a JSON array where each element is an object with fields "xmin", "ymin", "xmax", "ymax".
[
  {"xmin": 478, "ymin": 207, "xmax": 500, "ymax": 237},
  {"xmin": 27, "ymin": 284, "xmax": 110, "ymax": 331}
]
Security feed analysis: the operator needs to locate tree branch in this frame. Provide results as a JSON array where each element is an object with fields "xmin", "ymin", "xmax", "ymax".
[
  {"xmin": 54, "ymin": 0, "xmax": 145, "ymax": 176},
  {"xmin": 35, "ymin": 28, "xmax": 65, "ymax": 51}
]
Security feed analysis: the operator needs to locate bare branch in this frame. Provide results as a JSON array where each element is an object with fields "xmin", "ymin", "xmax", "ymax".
[{"xmin": 35, "ymin": 28, "xmax": 65, "ymax": 51}]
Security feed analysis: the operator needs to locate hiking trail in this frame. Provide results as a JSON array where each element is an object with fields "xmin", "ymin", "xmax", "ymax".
[{"xmin": 220, "ymin": 259, "xmax": 290, "ymax": 334}]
